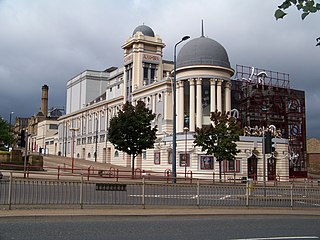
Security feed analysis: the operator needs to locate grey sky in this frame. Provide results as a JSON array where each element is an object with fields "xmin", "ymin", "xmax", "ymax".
[{"xmin": 0, "ymin": 0, "xmax": 319, "ymax": 138}]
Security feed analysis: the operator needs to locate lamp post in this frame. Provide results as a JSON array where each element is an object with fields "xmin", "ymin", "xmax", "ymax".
[
  {"xmin": 172, "ymin": 35, "xmax": 190, "ymax": 183},
  {"xmin": 70, "ymin": 128, "xmax": 79, "ymax": 173},
  {"xmin": 94, "ymin": 117, "xmax": 98, "ymax": 162},
  {"xmin": 9, "ymin": 111, "xmax": 14, "ymax": 150}
]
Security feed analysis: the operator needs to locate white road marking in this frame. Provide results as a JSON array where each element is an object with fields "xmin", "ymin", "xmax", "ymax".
[{"xmin": 231, "ymin": 236, "xmax": 319, "ymax": 240}]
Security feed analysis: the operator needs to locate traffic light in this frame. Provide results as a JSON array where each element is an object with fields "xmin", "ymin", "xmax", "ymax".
[
  {"xmin": 271, "ymin": 138, "xmax": 276, "ymax": 153},
  {"xmin": 265, "ymin": 131, "xmax": 276, "ymax": 154},
  {"xmin": 264, "ymin": 131, "xmax": 272, "ymax": 154},
  {"xmin": 17, "ymin": 130, "xmax": 26, "ymax": 148}
]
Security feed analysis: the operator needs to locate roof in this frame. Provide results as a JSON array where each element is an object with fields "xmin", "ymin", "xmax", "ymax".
[{"xmin": 177, "ymin": 36, "xmax": 231, "ymax": 69}]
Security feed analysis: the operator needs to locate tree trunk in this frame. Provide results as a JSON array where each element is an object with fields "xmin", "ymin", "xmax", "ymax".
[
  {"xmin": 219, "ymin": 160, "xmax": 222, "ymax": 182},
  {"xmin": 131, "ymin": 154, "xmax": 135, "ymax": 179}
]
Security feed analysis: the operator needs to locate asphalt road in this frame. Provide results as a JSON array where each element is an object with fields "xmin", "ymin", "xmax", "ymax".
[{"xmin": 0, "ymin": 215, "xmax": 319, "ymax": 240}]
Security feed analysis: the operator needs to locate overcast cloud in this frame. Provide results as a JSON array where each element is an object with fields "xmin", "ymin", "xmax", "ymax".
[{"xmin": 0, "ymin": 0, "xmax": 319, "ymax": 138}]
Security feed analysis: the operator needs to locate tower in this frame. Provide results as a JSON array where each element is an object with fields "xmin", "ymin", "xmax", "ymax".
[
  {"xmin": 122, "ymin": 24, "xmax": 165, "ymax": 102},
  {"xmin": 41, "ymin": 84, "xmax": 49, "ymax": 117}
]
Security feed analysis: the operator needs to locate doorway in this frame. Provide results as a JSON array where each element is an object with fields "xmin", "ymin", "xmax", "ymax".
[
  {"xmin": 268, "ymin": 157, "xmax": 276, "ymax": 180},
  {"xmin": 247, "ymin": 155, "xmax": 258, "ymax": 180}
]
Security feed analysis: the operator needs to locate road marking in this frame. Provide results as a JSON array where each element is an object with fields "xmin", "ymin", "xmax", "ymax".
[
  {"xmin": 232, "ymin": 237, "xmax": 319, "ymax": 240},
  {"xmin": 220, "ymin": 195, "xmax": 231, "ymax": 200}
]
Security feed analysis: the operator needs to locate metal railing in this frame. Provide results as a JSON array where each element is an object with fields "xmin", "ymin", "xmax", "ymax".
[{"xmin": 1, "ymin": 173, "xmax": 320, "ymax": 210}]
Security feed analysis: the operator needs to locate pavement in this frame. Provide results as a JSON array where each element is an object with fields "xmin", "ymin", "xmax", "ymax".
[{"xmin": 1, "ymin": 207, "xmax": 320, "ymax": 220}]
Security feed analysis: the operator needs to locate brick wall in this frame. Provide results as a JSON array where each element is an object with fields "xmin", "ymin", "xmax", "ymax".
[{"xmin": 307, "ymin": 138, "xmax": 320, "ymax": 175}]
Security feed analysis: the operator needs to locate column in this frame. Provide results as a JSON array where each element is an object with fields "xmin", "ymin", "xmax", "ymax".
[
  {"xmin": 225, "ymin": 81, "xmax": 231, "ymax": 114},
  {"xmin": 210, "ymin": 78, "xmax": 216, "ymax": 113},
  {"xmin": 177, "ymin": 81, "xmax": 184, "ymax": 132},
  {"xmin": 152, "ymin": 94, "xmax": 156, "ymax": 114},
  {"xmin": 216, "ymin": 79, "xmax": 222, "ymax": 112},
  {"xmin": 196, "ymin": 78, "xmax": 202, "ymax": 128},
  {"xmin": 189, "ymin": 79, "xmax": 195, "ymax": 132}
]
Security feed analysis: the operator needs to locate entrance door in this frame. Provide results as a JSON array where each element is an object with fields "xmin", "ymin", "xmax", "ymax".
[
  {"xmin": 268, "ymin": 157, "xmax": 276, "ymax": 180},
  {"xmin": 247, "ymin": 156, "xmax": 257, "ymax": 180}
]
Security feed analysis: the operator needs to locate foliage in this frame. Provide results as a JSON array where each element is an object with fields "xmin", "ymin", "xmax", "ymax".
[
  {"xmin": 275, "ymin": 0, "xmax": 320, "ymax": 20},
  {"xmin": 194, "ymin": 111, "xmax": 241, "ymax": 181},
  {"xmin": 107, "ymin": 100, "xmax": 157, "ymax": 176},
  {"xmin": 0, "ymin": 117, "xmax": 14, "ymax": 149}
]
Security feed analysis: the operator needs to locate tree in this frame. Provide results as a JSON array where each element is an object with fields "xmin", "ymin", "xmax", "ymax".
[
  {"xmin": 193, "ymin": 111, "xmax": 241, "ymax": 181},
  {"xmin": 0, "ymin": 117, "xmax": 14, "ymax": 150},
  {"xmin": 275, "ymin": 0, "xmax": 320, "ymax": 20},
  {"xmin": 107, "ymin": 100, "xmax": 157, "ymax": 177}
]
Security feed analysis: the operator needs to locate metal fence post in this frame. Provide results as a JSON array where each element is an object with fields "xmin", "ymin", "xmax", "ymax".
[
  {"xmin": 8, "ymin": 172, "xmax": 13, "ymax": 210},
  {"xmin": 290, "ymin": 182, "xmax": 293, "ymax": 209},
  {"xmin": 196, "ymin": 179, "xmax": 200, "ymax": 208},
  {"xmin": 142, "ymin": 177, "xmax": 145, "ymax": 209},
  {"xmin": 246, "ymin": 185, "xmax": 249, "ymax": 208},
  {"xmin": 80, "ymin": 174, "xmax": 83, "ymax": 209}
]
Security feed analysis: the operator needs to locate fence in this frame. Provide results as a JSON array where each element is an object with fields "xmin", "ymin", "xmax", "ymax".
[{"xmin": 0, "ymin": 173, "xmax": 320, "ymax": 210}]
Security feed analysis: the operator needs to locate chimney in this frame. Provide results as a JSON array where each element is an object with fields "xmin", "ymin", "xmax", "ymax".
[{"xmin": 41, "ymin": 85, "xmax": 49, "ymax": 117}]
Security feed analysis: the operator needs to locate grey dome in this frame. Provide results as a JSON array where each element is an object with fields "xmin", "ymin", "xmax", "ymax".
[
  {"xmin": 177, "ymin": 36, "xmax": 231, "ymax": 69},
  {"xmin": 133, "ymin": 25, "xmax": 155, "ymax": 37}
]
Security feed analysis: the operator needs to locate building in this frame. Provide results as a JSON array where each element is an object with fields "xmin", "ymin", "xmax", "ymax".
[
  {"xmin": 307, "ymin": 138, "xmax": 320, "ymax": 177},
  {"xmin": 231, "ymin": 65, "xmax": 306, "ymax": 176},
  {"xmin": 55, "ymin": 24, "xmax": 296, "ymax": 181}
]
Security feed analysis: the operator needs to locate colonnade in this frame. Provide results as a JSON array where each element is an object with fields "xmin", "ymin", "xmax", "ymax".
[{"xmin": 176, "ymin": 78, "xmax": 231, "ymax": 132}]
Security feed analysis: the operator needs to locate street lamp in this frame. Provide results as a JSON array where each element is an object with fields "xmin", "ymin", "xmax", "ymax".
[
  {"xmin": 172, "ymin": 35, "xmax": 190, "ymax": 183},
  {"xmin": 9, "ymin": 111, "xmax": 14, "ymax": 150},
  {"xmin": 70, "ymin": 127, "xmax": 79, "ymax": 173}
]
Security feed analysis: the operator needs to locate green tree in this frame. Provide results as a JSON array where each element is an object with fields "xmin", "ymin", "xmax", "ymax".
[
  {"xmin": 0, "ymin": 117, "xmax": 14, "ymax": 150},
  {"xmin": 107, "ymin": 100, "xmax": 157, "ymax": 177},
  {"xmin": 194, "ymin": 111, "xmax": 241, "ymax": 181},
  {"xmin": 275, "ymin": 0, "xmax": 320, "ymax": 20}
]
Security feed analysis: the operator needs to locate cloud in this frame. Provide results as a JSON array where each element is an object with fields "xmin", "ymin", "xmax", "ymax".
[{"xmin": 0, "ymin": 0, "xmax": 319, "ymax": 138}]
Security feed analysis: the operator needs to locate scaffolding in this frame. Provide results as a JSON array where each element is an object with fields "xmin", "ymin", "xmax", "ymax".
[{"xmin": 232, "ymin": 65, "xmax": 306, "ymax": 175}]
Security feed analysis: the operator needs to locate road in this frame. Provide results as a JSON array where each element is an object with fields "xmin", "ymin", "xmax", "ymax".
[{"xmin": 0, "ymin": 215, "xmax": 319, "ymax": 240}]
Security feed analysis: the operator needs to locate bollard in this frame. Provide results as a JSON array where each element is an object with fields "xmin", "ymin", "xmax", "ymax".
[{"xmin": 57, "ymin": 166, "xmax": 60, "ymax": 180}]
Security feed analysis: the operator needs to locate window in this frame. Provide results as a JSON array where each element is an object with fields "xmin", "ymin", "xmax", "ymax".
[
  {"xmin": 114, "ymin": 151, "xmax": 119, "ymax": 157},
  {"xmin": 49, "ymin": 124, "xmax": 58, "ymax": 130},
  {"xmin": 100, "ymin": 134, "xmax": 105, "ymax": 142},
  {"xmin": 224, "ymin": 159, "xmax": 241, "ymax": 173},
  {"xmin": 154, "ymin": 152, "xmax": 160, "ymax": 165},
  {"xmin": 82, "ymin": 138, "xmax": 86, "ymax": 144},
  {"xmin": 143, "ymin": 67, "xmax": 149, "ymax": 80},
  {"xmin": 179, "ymin": 153, "xmax": 190, "ymax": 167},
  {"xmin": 168, "ymin": 149, "xmax": 172, "ymax": 164},
  {"xmin": 87, "ymin": 137, "xmax": 92, "ymax": 144},
  {"xmin": 200, "ymin": 156, "xmax": 214, "ymax": 170}
]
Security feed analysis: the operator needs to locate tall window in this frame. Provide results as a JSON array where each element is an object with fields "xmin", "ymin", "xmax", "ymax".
[{"xmin": 143, "ymin": 63, "xmax": 157, "ymax": 85}]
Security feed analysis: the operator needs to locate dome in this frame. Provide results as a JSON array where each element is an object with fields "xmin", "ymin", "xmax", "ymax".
[
  {"xmin": 177, "ymin": 36, "xmax": 231, "ymax": 69},
  {"xmin": 132, "ymin": 24, "xmax": 155, "ymax": 37}
]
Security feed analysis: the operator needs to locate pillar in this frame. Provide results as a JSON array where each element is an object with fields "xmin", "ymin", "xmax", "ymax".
[
  {"xmin": 210, "ymin": 78, "xmax": 216, "ymax": 113},
  {"xmin": 189, "ymin": 79, "xmax": 195, "ymax": 132},
  {"xmin": 225, "ymin": 81, "xmax": 231, "ymax": 114},
  {"xmin": 196, "ymin": 78, "xmax": 202, "ymax": 128},
  {"xmin": 216, "ymin": 79, "xmax": 222, "ymax": 112},
  {"xmin": 177, "ymin": 81, "xmax": 184, "ymax": 132}
]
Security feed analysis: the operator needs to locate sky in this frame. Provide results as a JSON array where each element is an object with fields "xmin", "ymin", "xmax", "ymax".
[{"xmin": 0, "ymin": 0, "xmax": 319, "ymax": 138}]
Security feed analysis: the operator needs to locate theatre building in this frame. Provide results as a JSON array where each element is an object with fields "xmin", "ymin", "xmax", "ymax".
[{"xmin": 58, "ymin": 24, "xmax": 294, "ymax": 181}]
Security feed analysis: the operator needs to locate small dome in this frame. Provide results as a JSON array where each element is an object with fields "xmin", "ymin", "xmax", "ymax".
[
  {"xmin": 132, "ymin": 24, "xmax": 155, "ymax": 37},
  {"xmin": 177, "ymin": 36, "xmax": 231, "ymax": 69}
]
